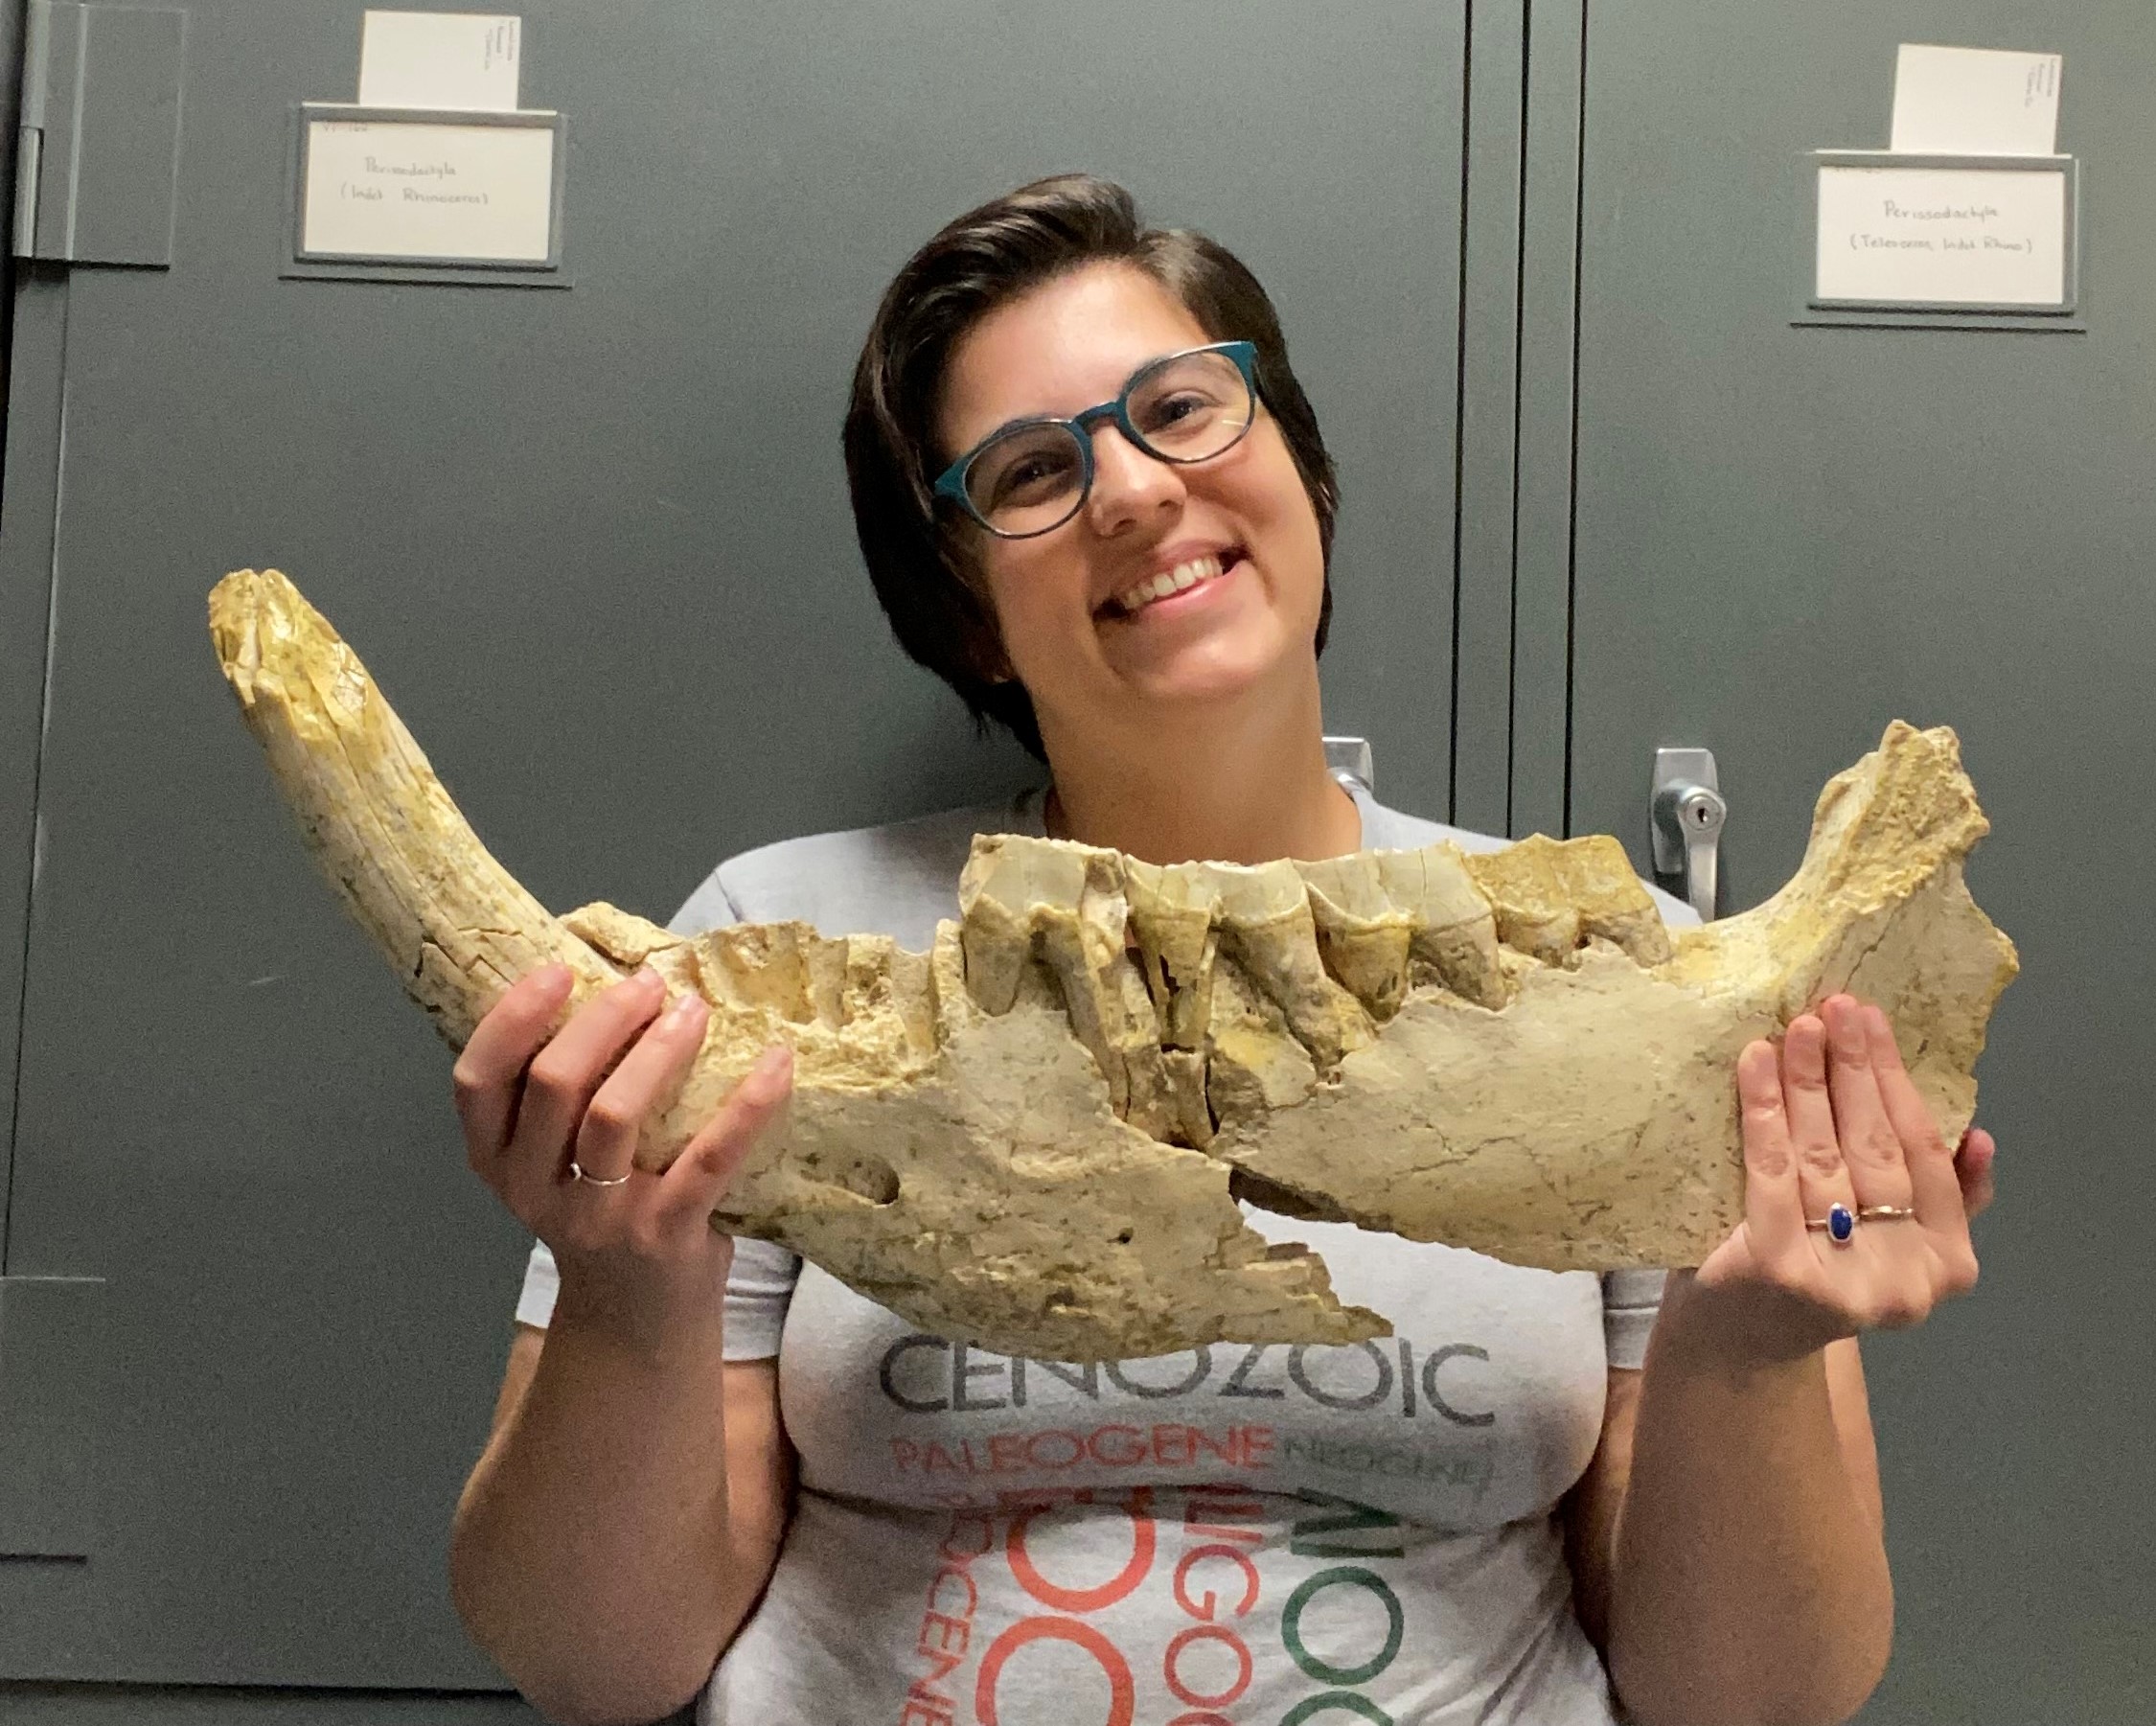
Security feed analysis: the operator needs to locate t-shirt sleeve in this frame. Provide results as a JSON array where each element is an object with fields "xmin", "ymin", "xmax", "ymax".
[
  {"xmin": 507, "ymin": 864, "xmax": 807, "ymax": 1356},
  {"xmin": 1601, "ymin": 1268, "xmax": 1666, "ymax": 1370},
  {"xmin": 717, "ymin": 1236, "xmax": 805, "ymax": 1360}
]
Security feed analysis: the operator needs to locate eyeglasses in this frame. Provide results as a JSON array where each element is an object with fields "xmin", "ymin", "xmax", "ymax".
[{"xmin": 931, "ymin": 340, "xmax": 1260, "ymax": 539}]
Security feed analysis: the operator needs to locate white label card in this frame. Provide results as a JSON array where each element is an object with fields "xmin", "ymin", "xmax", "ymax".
[
  {"xmin": 358, "ymin": 12, "xmax": 521, "ymax": 112},
  {"xmin": 1891, "ymin": 44, "xmax": 2061, "ymax": 156},
  {"xmin": 302, "ymin": 119, "xmax": 554, "ymax": 263},
  {"xmin": 1815, "ymin": 166, "xmax": 2067, "ymax": 309}
]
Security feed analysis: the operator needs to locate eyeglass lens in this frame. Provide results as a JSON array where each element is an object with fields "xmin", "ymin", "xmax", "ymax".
[{"xmin": 963, "ymin": 349, "xmax": 1254, "ymax": 536}]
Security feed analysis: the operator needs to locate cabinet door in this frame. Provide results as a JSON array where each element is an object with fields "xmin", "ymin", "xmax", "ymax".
[
  {"xmin": 0, "ymin": 0, "xmax": 1472, "ymax": 1685},
  {"xmin": 1571, "ymin": 4, "xmax": 2153, "ymax": 1721}
]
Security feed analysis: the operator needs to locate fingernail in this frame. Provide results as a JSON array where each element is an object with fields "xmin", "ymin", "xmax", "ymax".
[
  {"xmin": 665, "ymin": 989, "xmax": 707, "ymax": 1026},
  {"xmin": 745, "ymin": 1044, "xmax": 793, "ymax": 1101},
  {"xmin": 533, "ymin": 963, "xmax": 571, "ymax": 992}
]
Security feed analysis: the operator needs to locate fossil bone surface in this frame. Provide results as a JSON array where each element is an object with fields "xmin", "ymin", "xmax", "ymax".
[{"xmin": 209, "ymin": 568, "xmax": 2018, "ymax": 1360}]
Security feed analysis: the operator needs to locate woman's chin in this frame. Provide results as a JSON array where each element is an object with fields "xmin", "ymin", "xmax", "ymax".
[{"xmin": 1109, "ymin": 634, "xmax": 1309, "ymax": 713}]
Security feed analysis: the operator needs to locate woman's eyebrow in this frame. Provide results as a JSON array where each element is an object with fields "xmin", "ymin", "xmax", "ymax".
[
  {"xmin": 962, "ymin": 350, "xmax": 1178, "ymax": 447},
  {"xmin": 971, "ymin": 405, "xmax": 1076, "ymax": 445}
]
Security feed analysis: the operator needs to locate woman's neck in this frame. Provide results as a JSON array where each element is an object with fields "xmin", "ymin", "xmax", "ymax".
[{"xmin": 1038, "ymin": 677, "xmax": 1363, "ymax": 866}]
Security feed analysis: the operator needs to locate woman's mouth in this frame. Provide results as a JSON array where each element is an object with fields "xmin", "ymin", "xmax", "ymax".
[{"xmin": 1101, "ymin": 550, "xmax": 1243, "ymax": 620}]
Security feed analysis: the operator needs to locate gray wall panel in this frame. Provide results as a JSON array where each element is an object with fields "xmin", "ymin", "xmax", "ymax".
[
  {"xmin": 0, "ymin": 1276, "xmax": 105, "ymax": 1556},
  {"xmin": 1451, "ymin": 0, "xmax": 1525, "ymax": 832},
  {"xmin": 1571, "ymin": 3, "xmax": 2154, "ymax": 1720},
  {"xmin": 0, "ymin": 272, "xmax": 66, "ymax": 1268},
  {"xmin": 1509, "ymin": 0, "xmax": 1587, "ymax": 840}
]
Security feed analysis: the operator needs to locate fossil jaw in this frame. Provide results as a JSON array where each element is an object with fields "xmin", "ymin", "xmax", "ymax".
[{"xmin": 209, "ymin": 568, "xmax": 2017, "ymax": 1360}]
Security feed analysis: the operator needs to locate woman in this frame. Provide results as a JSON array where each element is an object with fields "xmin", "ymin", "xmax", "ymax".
[{"xmin": 447, "ymin": 175, "xmax": 1997, "ymax": 1726}]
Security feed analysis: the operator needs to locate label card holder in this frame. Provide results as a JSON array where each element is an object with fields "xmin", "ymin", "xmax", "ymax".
[
  {"xmin": 285, "ymin": 104, "xmax": 567, "ymax": 288},
  {"xmin": 1797, "ymin": 151, "xmax": 2081, "ymax": 333}
]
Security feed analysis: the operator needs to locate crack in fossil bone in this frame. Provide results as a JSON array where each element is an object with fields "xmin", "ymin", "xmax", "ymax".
[{"xmin": 208, "ymin": 568, "xmax": 2019, "ymax": 1361}]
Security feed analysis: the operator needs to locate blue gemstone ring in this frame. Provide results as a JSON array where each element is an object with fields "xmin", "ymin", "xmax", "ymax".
[{"xmin": 1806, "ymin": 1202, "xmax": 1859, "ymax": 1247}]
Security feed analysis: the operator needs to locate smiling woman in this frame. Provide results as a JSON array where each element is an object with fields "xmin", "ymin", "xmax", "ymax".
[
  {"xmin": 924, "ymin": 261, "xmax": 1351, "ymax": 863},
  {"xmin": 447, "ymin": 173, "xmax": 1995, "ymax": 1726},
  {"xmin": 838, "ymin": 179, "xmax": 1358, "ymax": 867},
  {"xmin": 848, "ymin": 182, "xmax": 1335, "ymax": 756}
]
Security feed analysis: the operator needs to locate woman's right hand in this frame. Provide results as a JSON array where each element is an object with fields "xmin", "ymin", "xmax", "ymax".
[{"xmin": 452, "ymin": 962, "xmax": 793, "ymax": 1340}]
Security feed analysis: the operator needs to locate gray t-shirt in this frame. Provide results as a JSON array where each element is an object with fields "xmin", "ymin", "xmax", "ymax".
[{"xmin": 515, "ymin": 787, "xmax": 1699, "ymax": 1726}]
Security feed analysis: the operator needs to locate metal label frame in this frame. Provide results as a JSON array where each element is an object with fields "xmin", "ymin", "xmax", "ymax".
[
  {"xmin": 284, "ymin": 104, "xmax": 569, "ymax": 288},
  {"xmin": 1796, "ymin": 150, "xmax": 2081, "ymax": 331}
]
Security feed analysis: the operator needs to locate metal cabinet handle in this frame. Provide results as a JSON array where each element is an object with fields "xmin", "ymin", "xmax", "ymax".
[
  {"xmin": 1324, "ymin": 735, "xmax": 1374, "ymax": 796},
  {"xmin": 1650, "ymin": 748, "xmax": 1727, "ymax": 924}
]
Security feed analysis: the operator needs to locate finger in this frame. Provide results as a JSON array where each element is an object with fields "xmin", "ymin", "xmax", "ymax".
[
  {"xmin": 504, "ymin": 967, "xmax": 670, "ymax": 1185},
  {"xmin": 568, "ymin": 987, "xmax": 714, "ymax": 1185},
  {"xmin": 1781, "ymin": 1012, "xmax": 1859, "ymax": 1238},
  {"xmin": 1821, "ymin": 995, "xmax": 1916, "ymax": 1213},
  {"xmin": 1863, "ymin": 1002, "xmax": 1967, "ymax": 1231},
  {"xmin": 657, "ymin": 1045, "xmax": 795, "ymax": 1222},
  {"xmin": 452, "ymin": 963, "xmax": 576, "ymax": 1167},
  {"xmin": 1736, "ymin": 1038, "xmax": 1808, "ymax": 1261},
  {"xmin": 1956, "ymin": 1127, "xmax": 1998, "ymax": 1221}
]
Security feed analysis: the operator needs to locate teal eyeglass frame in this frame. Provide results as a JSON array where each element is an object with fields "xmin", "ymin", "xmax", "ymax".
[{"xmin": 931, "ymin": 340, "xmax": 1261, "ymax": 538}]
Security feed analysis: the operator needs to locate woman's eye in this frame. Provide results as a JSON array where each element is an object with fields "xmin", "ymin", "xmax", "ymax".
[
  {"xmin": 1141, "ymin": 391, "xmax": 1223, "ymax": 438},
  {"xmin": 987, "ymin": 450, "xmax": 1072, "ymax": 503}
]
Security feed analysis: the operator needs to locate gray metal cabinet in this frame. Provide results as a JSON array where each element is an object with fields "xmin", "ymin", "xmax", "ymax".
[
  {"xmin": 1569, "ymin": 3, "xmax": 2154, "ymax": 1722},
  {"xmin": 0, "ymin": 0, "xmax": 1479, "ymax": 1692},
  {"xmin": 5, "ymin": 0, "xmax": 2146, "ymax": 1720}
]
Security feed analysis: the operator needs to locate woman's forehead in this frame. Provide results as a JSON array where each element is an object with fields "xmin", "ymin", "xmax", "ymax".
[{"xmin": 938, "ymin": 265, "xmax": 1212, "ymax": 448}]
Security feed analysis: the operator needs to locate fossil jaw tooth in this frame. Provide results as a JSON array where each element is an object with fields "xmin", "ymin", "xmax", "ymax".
[
  {"xmin": 210, "ymin": 567, "xmax": 2017, "ymax": 1362},
  {"xmin": 1463, "ymin": 833, "xmax": 1676, "ymax": 970},
  {"xmin": 1122, "ymin": 859, "xmax": 1219, "ymax": 1048},
  {"xmin": 1296, "ymin": 846, "xmax": 1508, "ymax": 1016}
]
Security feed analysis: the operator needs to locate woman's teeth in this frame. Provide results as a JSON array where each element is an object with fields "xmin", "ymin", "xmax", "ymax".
[{"xmin": 1112, "ymin": 554, "xmax": 1227, "ymax": 616}]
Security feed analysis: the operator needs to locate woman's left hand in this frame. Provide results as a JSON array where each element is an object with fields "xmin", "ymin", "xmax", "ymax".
[{"xmin": 1686, "ymin": 993, "xmax": 1997, "ymax": 1366}]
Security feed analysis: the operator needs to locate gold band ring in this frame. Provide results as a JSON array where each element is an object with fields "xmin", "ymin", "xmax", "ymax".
[
  {"xmin": 569, "ymin": 1161, "xmax": 632, "ymax": 1187},
  {"xmin": 1804, "ymin": 1201, "xmax": 1918, "ymax": 1246}
]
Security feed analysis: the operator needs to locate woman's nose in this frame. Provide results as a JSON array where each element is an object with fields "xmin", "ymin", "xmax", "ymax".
[{"xmin": 1084, "ymin": 424, "xmax": 1184, "ymax": 535}]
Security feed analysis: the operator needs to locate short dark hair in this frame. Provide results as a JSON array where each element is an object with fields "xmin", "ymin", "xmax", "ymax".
[{"xmin": 843, "ymin": 173, "xmax": 1339, "ymax": 760}]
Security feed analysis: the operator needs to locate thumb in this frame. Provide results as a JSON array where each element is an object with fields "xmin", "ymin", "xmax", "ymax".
[{"xmin": 1956, "ymin": 1127, "xmax": 1997, "ymax": 1221}]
